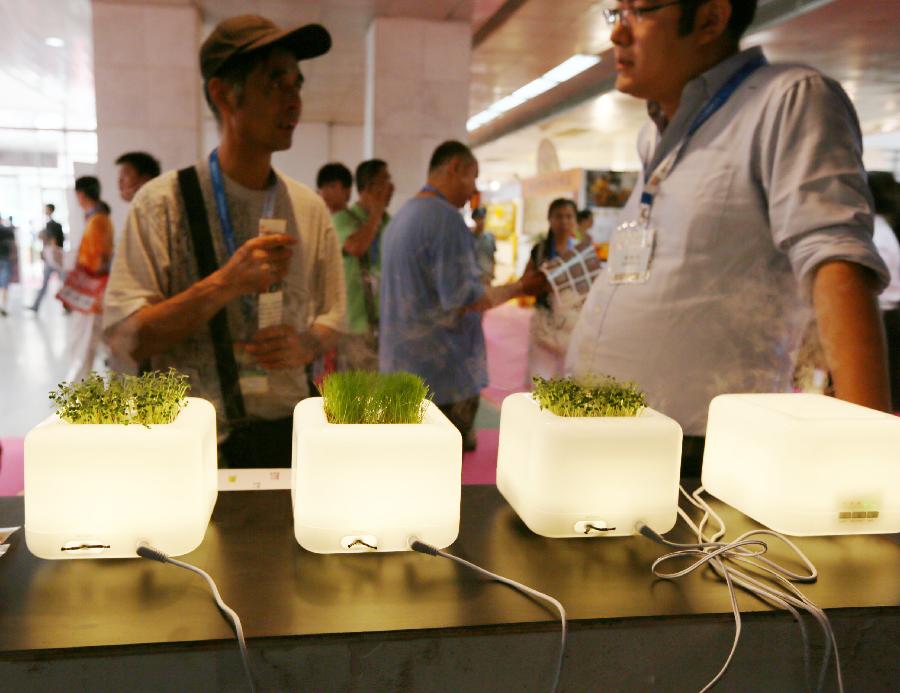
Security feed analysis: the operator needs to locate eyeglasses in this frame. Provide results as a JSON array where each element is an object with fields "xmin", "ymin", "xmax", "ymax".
[{"xmin": 603, "ymin": 0, "xmax": 685, "ymax": 27}]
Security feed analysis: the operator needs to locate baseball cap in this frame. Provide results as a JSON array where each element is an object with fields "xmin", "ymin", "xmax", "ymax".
[{"xmin": 200, "ymin": 15, "xmax": 331, "ymax": 80}]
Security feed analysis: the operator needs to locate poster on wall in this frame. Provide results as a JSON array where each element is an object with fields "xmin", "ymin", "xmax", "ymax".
[
  {"xmin": 485, "ymin": 200, "xmax": 519, "ymax": 284},
  {"xmin": 583, "ymin": 170, "xmax": 639, "ymax": 243}
]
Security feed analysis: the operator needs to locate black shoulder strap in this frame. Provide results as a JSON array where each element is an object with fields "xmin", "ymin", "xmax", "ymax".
[{"xmin": 177, "ymin": 166, "xmax": 246, "ymax": 424}]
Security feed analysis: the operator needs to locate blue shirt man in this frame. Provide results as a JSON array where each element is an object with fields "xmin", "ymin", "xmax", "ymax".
[
  {"xmin": 379, "ymin": 140, "xmax": 545, "ymax": 450},
  {"xmin": 379, "ymin": 195, "xmax": 487, "ymax": 406}
]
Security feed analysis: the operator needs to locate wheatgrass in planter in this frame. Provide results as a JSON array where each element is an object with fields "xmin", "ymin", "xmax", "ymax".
[{"xmin": 292, "ymin": 371, "xmax": 461, "ymax": 553}]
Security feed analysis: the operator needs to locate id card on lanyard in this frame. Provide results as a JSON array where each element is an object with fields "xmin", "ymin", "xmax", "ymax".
[
  {"xmin": 209, "ymin": 149, "xmax": 284, "ymax": 395},
  {"xmin": 608, "ymin": 54, "xmax": 767, "ymax": 285}
]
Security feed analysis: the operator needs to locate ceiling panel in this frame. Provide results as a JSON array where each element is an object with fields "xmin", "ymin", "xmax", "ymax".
[{"xmin": 473, "ymin": 0, "xmax": 900, "ymax": 182}]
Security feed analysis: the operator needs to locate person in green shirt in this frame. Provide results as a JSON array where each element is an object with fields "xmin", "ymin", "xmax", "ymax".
[{"xmin": 332, "ymin": 158, "xmax": 394, "ymax": 370}]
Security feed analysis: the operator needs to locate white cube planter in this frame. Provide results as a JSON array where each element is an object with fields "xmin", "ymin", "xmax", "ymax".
[
  {"xmin": 497, "ymin": 393, "xmax": 682, "ymax": 538},
  {"xmin": 702, "ymin": 393, "xmax": 900, "ymax": 536},
  {"xmin": 292, "ymin": 398, "xmax": 461, "ymax": 553},
  {"xmin": 24, "ymin": 397, "xmax": 218, "ymax": 559}
]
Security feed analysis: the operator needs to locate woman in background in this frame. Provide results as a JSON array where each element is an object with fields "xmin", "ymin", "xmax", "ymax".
[{"xmin": 524, "ymin": 198, "xmax": 578, "ymax": 383}]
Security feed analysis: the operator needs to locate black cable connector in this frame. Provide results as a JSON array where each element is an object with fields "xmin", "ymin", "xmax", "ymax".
[
  {"xmin": 634, "ymin": 521, "xmax": 666, "ymax": 545},
  {"xmin": 409, "ymin": 539, "xmax": 439, "ymax": 556},
  {"xmin": 136, "ymin": 543, "xmax": 169, "ymax": 563}
]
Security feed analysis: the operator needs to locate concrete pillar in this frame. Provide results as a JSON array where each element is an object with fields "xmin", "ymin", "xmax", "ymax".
[
  {"xmin": 365, "ymin": 18, "xmax": 471, "ymax": 210},
  {"xmin": 91, "ymin": 0, "xmax": 202, "ymax": 229}
]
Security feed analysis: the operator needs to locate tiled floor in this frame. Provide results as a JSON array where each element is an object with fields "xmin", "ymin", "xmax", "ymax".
[{"xmin": 0, "ymin": 276, "xmax": 77, "ymax": 437}]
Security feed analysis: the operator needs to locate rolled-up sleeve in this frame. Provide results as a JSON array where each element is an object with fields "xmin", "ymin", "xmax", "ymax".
[
  {"xmin": 760, "ymin": 73, "xmax": 889, "ymax": 298},
  {"xmin": 310, "ymin": 207, "xmax": 347, "ymax": 333},
  {"xmin": 102, "ymin": 185, "xmax": 171, "ymax": 331}
]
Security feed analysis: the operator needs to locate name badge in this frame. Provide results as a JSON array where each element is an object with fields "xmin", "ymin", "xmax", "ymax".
[
  {"xmin": 259, "ymin": 218, "xmax": 286, "ymax": 235},
  {"xmin": 258, "ymin": 218, "xmax": 286, "ymax": 328},
  {"xmin": 258, "ymin": 291, "xmax": 283, "ymax": 329},
  {"xmin": 608, "ymin": 221, "xmax": 656, "ymax": 284},
  {"xmin": 239, "ymin": 371, "xmax": 269, "ymax": 395}
]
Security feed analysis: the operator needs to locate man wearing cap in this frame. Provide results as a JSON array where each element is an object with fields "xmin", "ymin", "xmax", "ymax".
[{"xmin": 104, "ymin": 15, "xmax": 346, "ymax": 468}]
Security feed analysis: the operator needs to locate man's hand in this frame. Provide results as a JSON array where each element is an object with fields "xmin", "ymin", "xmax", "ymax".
[
  {"xmin": 358, "ymin": 177, "xmax": 393, "ymax": 220},
  {"xmin": 220, "ymin": 234, "xmax": 296, "ymax": 295},
  {"xmin": 242, "ymin": 324, "xmax": 320, "ymax": 370},
  {"xmin": 518, "ymin": 264, "xmax": 549, "ymax": 297}
]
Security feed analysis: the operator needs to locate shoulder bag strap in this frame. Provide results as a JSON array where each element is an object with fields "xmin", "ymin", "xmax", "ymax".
[{"xmin": 177, "ymin": 165, "xmax": 246, "ymax": 424}]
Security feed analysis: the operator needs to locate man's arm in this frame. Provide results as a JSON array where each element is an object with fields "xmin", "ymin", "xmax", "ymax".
[
  {"xmin": 106, "ymin": 234, "xmax": 296, "ymax": 362},
  {"xmin": 342, "ymin": 211, "xmax": 383, "ymax": 257},
  {"xmin": 465, "ymin": 263, "xmax": 547, "ymax": 312},
  {"xmin": 813, "ymin": 260, "xmax": 890, "ymax": 411},
  {"xmin": 342, "ymin": 182, "xmax": 390, "ymax": 257}
]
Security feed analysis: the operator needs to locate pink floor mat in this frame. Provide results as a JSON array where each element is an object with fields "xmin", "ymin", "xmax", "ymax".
[
  {"xmin": 0, "ymin": 438, "xmax": 24, "ymax": 496},
  {"xmin": 481, "ymin": 302, "xmax": 532, "ymax": 408},
  {"xmin": 461, "ymin": 429, "xmax": 499, "ymax": 485}
]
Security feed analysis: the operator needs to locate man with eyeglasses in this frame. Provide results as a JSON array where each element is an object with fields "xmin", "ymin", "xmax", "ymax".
[
  {"xmin": 567, "ymin": 0, "xmax": 890, "ymax": 475},
  {"xmin": 103, "ymin": 16, "xmax": 346, "ymax": 468}
]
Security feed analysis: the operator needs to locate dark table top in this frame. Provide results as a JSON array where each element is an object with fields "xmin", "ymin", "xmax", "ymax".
[{"xmin": 1, "ymin": 486, "xmax": 898, "ymax": 656}]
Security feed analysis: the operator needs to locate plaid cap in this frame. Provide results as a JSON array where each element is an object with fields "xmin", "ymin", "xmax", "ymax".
[{"xmin": 200, "ymin": 15, "xmax": 331, "ymax": 80}]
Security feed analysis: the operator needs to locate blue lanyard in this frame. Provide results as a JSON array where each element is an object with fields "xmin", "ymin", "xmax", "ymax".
[
  {"xmin": 639, "ymin": 54, "xmax": 767, "ymax": 219},
  {"xmin": 420, "ymin": 183, "xmax": 450, "ymax": 204},
  {"xmin": 208, "ymin": 149, "xmax": 277, "ymax": 258}
]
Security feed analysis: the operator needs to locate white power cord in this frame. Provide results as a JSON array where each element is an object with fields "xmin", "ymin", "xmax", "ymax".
[
  {"xmin": 137, "ymin": 544, "xmax": 256, "ymax": 693},
  {"xmin": 410, "ymin": 538, "xmax": 567, "ymax": 693},
  {"xmin": 637, "ymin": 486, "xmax": 843, "ymax": 693}
]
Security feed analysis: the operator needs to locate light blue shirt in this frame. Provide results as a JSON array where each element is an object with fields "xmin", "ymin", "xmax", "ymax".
[
  {"xmin": 379, "ymin": 195, "xmax": 487, "ymax": 404},
  {"xmin": 566, "ymin": 47, "xmax": 888, "ymax": 436}
]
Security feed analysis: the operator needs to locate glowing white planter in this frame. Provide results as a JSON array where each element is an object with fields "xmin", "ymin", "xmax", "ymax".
[
  {"xmin": 292, "ymin": 398, "xmax": 461, "ymax": 553},
  {"xmin": 497, "ymin": 393, "xmax": 682, "ymax": 538},
  {"xmin": 24, "ymin": 398, "xmax": 218, "ymax": 559},
  {"xmin": 702, "ymin": 394, "xmax": 900, "ymax": 536}
]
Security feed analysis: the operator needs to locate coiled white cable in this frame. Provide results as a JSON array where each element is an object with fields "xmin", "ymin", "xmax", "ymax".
[{"xmin": 637, "ymin": 486, "xmax": 843, "ymax": 693}]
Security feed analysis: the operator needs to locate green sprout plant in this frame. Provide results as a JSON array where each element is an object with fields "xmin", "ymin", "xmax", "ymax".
[
  {"xmin": 49, "ymin": 369, "xmax": 190, "ymax": 426},
  {"xmin": 321, "ymin": 371, "xmax": 430, "ymax": 424},
  {"xmin": 532, "ymin": 375, "xmax": 647, "ymax": 418}
]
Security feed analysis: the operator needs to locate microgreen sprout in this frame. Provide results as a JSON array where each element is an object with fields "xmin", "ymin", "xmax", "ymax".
[
  {"xmin": 49, "ymin": 369, "xmax": 190, "ymax": 426},
  {"xmin": 321, "ymin": 371, "xmax": 430, "ymax": 424},
  {"xmin": 532, "ymin": 375, "xmax": 646, "ymax": 417}
]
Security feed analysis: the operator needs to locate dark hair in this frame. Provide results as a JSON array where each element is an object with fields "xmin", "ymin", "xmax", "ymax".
[
  {"xmin": 116, "ymin": 151, "xmax": 161, "ymax": 179},
  {"xmin": 74, "ymin": 176, "xmax": 101, "ymax": 202},
  {"xmin": 316, "ymin": 162, "xmax": 352, "ymax": 190},
  {"xmin": 203, "ymin": 45, "xmax": 294, "ymax": 122},
  {"xmin": 576, "ymin": 208, "xmax": 593, "ymax": 223},
  {"xmin": 428, "ymin": 140, "xmax": 475, "ymax": 173},
  {"xmin": 678, "ymin": 0, "xmax": 757, "ymax": 42},
  {"xmin": 355, "ymin": 159, "xmax": 387, "ymax": 193},
  {"xmin": 45, "ymin": 203, "xmax": 55, "ymax": 213},
  {"xmin": 548, "ymin": 198, "xmax": 578, "ymax": 219}
]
